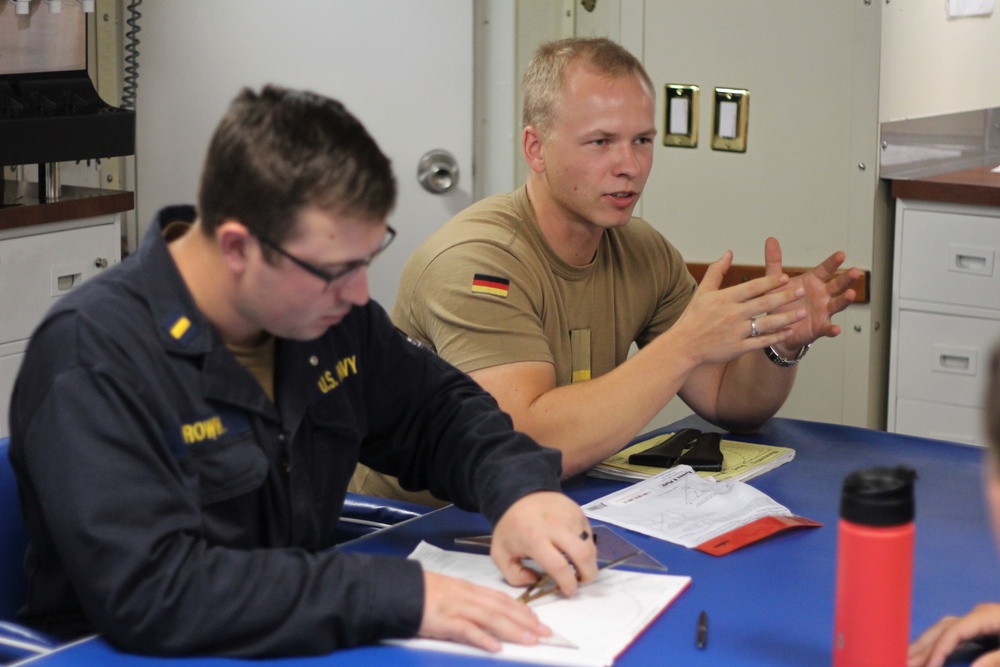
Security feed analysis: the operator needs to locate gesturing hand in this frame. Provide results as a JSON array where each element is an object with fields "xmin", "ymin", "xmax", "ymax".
[
  {"xmin": 670, "ymin": 249, "xmax": 807, "ymax": 367},
  {"xmin": 764, "ymin": 237, "xmax": 859, "ymax": 350}
]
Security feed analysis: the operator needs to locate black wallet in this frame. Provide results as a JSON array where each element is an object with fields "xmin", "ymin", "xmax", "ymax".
[
  {"xmin": 628, "ymin": 429, "xmax": 724, "ymax": 472},
  {"xmin": 677, "ymin": 432, "xmax": 724, "ymax": 472},
  {"xmin": 628, "ymin": 428, "xmax": 699, "ymax": 467}
]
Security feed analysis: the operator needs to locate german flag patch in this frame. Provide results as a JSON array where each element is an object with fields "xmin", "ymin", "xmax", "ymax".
[{"xmin": 471, "ymin": 273, "xmax": 510, "ymax": 298}]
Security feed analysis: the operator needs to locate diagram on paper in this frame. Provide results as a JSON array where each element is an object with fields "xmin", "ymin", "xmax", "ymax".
[
  {"xmin": 584, "ymin": 465, "xmax": 791, "ymax": 548},
  {"xmin": 395, "ymin": 542, "xmax": 691, "ymax": 667}
]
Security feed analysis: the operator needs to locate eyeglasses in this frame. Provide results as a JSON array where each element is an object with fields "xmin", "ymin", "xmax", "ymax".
[{"xmin": 255, "ymin": 226, "xmax": 396, "ymax": 292}]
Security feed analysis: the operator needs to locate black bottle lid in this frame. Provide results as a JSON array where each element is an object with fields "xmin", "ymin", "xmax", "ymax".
[{"xmin": 840, "ymin": 466, "xmax": 917, "ymax": 526}]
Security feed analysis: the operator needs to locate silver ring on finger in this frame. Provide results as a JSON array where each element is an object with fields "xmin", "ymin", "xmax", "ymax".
[{"xmin": 750, "ymin": 316, "xmax": 759, "ymax": 338}]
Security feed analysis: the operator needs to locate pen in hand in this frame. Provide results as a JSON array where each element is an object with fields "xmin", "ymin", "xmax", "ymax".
[{"xmin": 518, "ymin": 550, "xmax": 636, "ymax": 603}]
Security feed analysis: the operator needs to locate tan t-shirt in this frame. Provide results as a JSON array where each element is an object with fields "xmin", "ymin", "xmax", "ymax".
[{"xmin": 350, "ymin": 185, "xmax": 696, "ymax": 506}]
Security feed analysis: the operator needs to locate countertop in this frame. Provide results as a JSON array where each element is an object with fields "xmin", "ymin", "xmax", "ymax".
[
  {"xmin": 0, "ymin": 180, "xmax": 134, "ymax": 233},
  {"xmin": 888, "ymin": 164, "xmax": 1000, "ymax": 208}
]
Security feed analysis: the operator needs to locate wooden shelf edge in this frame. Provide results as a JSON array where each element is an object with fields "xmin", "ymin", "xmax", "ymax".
[{"xmin": 686, "ymin": 263, "xmax": 870, "ymax": 304}]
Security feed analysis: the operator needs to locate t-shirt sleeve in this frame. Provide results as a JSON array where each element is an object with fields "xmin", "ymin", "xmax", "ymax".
[
  {"xmin": 633, "ymin": 232, "xmax": 698, "ymax": 349},
  {"xmin": 395, "ymin": 240, "xmax": 555, "ymax": 374}
]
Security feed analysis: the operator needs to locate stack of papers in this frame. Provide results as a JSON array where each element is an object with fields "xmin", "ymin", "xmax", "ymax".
[
  {"xmin": 583, "ymin": 465, "xmax": 795, "ymax": 549},
  {"xmin": 589, "ymin": 432, "xmax": 794, "ymax": 483},
  {"xmin": 390, "ymin": 542, "xmax": 691, "ymax": 667}
]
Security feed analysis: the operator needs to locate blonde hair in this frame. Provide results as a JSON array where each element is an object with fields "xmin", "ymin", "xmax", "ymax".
[{"xmin": 522, "ymin": 37, "xmax": 653, "ymax": 137}]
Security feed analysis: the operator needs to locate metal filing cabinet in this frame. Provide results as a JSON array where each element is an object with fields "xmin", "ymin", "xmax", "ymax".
[
  {"xmin": 0, "ymin": 215, "xmax": 121, "ymax": 438},
  {"xmin": 887, "ymin": 198, "xmax": 1000, "ymax": 445}
]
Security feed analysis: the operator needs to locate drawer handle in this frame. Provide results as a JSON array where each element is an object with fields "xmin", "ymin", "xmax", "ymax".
[
  {"xmin": 56, "ymin": 273, "xmax": 81, "ymax": 292},
  {"xmin": 932, "ymin": 344, "xmax": 978, "ymax": 377},
  {"xmin": 50, "ymin": 262, "xmax": 88, "ymax": 297},
  {"xmin": 955, "ymin": 254, "xmax": 987, "ymax": 270},
  {"xmin": 938, "ymin": 354, "xmax": 970, "ymax": 370},
  {"xmin": 94, "ymin": 257, "xmax": 109, "ymax": 269},
  {"xmin": 948, "ymin": 244, "xmax": 994, "ymax": 276}
]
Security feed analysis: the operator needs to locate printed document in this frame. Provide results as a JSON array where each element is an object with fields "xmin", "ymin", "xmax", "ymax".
[
  {"xmin": 583, "ymin": 465, "xmax": 792, "ymax": 548},
  {"xmin": 387, "ymin": 542, "xmax": 690, "ymax": 667}
]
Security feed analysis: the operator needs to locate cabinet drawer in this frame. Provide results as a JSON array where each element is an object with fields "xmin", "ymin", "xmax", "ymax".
[
  {"xmin": 0, "ymin": 220, "xmax": 119, "ymax": 344},
  {"xmin": 894, "ymin": 310, "xmax": 1000, "ymax": 408},
  {"xmin": 898, "ymin": 207, "xmax": 1000, "ymax": 309},
  {"xmin": 893, "ymin": 398, "xmax": 984, "ymax": 446}
]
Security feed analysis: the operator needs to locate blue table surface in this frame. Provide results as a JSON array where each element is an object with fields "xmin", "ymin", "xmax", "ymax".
[{"xmin": 21, "ymin": 416, "xmax": 1000, "ymax": 666}]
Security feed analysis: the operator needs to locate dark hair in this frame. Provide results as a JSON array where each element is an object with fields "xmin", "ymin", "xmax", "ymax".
[
  {"xmin": 197, "ymin": 85, "xmax": 396, "ymax": 245},
  {"xmin": 522, "ymin": 37, "xmax": 653, "ymax": 138}
]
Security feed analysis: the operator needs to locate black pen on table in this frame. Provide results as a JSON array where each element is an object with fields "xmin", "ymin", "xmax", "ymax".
[{"xmin": 696, "ymin": 610, "xmax": 709, "ymax": 649}]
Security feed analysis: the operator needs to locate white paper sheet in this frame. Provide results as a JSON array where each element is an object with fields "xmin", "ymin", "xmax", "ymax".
[
  {"xmin": 386, "ymin": 542, "xmax": 691, "ymax": 667},
  {"xmin": 582, "ymin": 465, "xmax": 792, "ymax": 548}
]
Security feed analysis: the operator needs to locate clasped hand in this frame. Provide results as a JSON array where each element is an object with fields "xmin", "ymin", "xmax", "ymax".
[
  {"xmin": 673, "ymin": 237, "xmax": 858, "ymax": 366},
  {"xmin": 417, "ymin": 491, "xmax": 597, "ymax": 653}
]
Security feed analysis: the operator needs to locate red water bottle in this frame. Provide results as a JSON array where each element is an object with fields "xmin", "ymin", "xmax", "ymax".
[{"xmin": 833, "ymin": 466, "xmax": 917, "ymax": 667}]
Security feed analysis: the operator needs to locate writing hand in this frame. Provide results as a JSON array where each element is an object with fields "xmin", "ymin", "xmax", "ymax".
[
  {"xmin": 764, "ymin": 237, "xmax": 859, "ymax": 352},
  {"xmin": 489, "ymin": 491, "xmax": 598, "ymax": 599},
  {"xmin": 418, "ymin": 570, "xmax": 551, "ymax": 652},
  {"xmin": 908, "ymin": 603, "xmax": 1000, "ymax": 667}
]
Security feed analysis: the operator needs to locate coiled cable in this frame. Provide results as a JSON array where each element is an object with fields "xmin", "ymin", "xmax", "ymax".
[{"xmin": 121, "ymin": 0, "xmax": 142, "ymax": 110}]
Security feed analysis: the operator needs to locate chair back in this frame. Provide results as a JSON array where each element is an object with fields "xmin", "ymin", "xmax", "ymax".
[
  {"xmin": 0, "ymin": 438, "xmax": 28, "ymax": 622},
  {"xmin": 0, "ymin": 437, "xmax": 61, "ymax": 663}
]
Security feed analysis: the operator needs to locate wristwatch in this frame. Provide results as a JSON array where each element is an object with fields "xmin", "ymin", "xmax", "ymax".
[{"xmin": 764, "ymin": 343, "xmax": 810, "ymax": 367}]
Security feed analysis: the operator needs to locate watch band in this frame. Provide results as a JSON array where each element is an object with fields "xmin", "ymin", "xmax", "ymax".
[{"xmin": 764, "ymin": 343, "xmax": 810, "ymax": 367}]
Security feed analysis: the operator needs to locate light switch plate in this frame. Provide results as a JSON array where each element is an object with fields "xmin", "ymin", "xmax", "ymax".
[
  {"xmin": 947, "ymin": 0, "xmax": 994, "ymax": 17},
  {"xmin": 712, "ymin": 87, "xmax": 749, "ymax": 153},
  {"xmin": 663, "ymin": 84, "xmax": 699, "ymax": 148}
]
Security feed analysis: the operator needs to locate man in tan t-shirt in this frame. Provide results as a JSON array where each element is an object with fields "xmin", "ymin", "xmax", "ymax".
[{"xmin": 352, "ymin": 37, "xmax": 859, "ymax": 507}]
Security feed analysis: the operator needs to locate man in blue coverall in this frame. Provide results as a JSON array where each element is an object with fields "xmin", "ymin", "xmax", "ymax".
[{"xmin": 8, "ymin": 85, "xmax": 597, "ymax": 656}]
